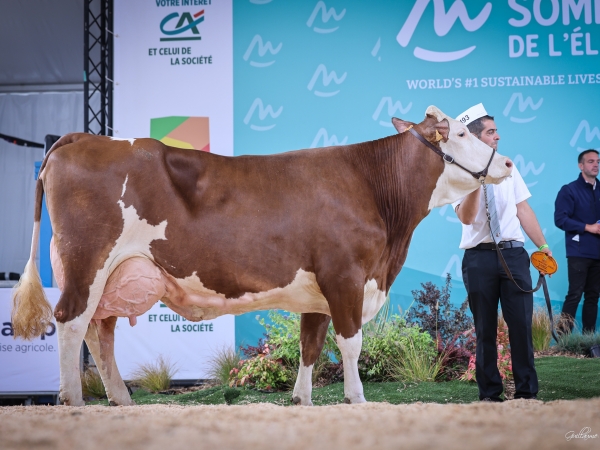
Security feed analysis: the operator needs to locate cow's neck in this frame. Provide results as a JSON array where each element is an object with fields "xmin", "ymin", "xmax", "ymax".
[{"xmin": 347, "ymin": 132, "xmax": 445, "ymax": 284}]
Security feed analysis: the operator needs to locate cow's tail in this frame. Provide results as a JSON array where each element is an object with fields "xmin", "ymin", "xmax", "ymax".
[{"xmin": 11, "ymin": 171, "xmax": 53, "ymax": 340}]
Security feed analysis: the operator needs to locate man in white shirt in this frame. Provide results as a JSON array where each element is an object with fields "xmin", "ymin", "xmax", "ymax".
[{"xmin": 453, "ymin": 103, "xmax": 552, "ymax": 402}]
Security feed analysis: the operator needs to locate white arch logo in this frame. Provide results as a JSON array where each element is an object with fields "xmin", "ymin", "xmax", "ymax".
[
  {"xmin": 307, "ymin": 1, "xmax": 346, "ymax": 33},
  {"xmin": 310, "ymin": 128, "xmax": 348, "ymax": 148},
  {"xmin": 512, "ymin": 154, "xmax": 545, "ymax": 188},
  {"xmin": 397, "ymin": 0, "xmax": 492, "ymax": 62},
  {"xmin": 503, "ymin": 93, "xmax": 543, "ymax": 123},
  {"xmin": 372, "ymin": 97, "xmax": 413, "ymax": 127},
  {"xmin": 243, "ymin": 98, "xmax": 283, "ymax": 131},
  {"xmin": 243, "ymin": 35, "xmax": 282, "ymax": 67},
  {"xmin": 307, "ymin": 64, "xmax": 347, "ymax": 97},
  {"xmin": 570, "ymin": 120, "xmax": 600, "ymax": 152}
]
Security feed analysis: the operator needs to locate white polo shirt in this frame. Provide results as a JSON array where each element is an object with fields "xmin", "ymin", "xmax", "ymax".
[{"xmin": 452, "ymin": 166, "xmax": 531, "ymax": 249}]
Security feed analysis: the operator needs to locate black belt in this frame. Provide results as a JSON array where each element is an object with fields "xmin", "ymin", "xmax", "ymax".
[{"xmin": 472, "ymin": 241, "xmax": 524, "ymax": 250}]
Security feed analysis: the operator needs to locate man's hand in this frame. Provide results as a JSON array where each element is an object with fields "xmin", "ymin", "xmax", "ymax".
[
  {"xmin": 585, "ymin": 223, "xmax": 600, "ymax": 235},
  {"xmin": 540, "ymin": 246, "xmax": 553, "ymax": 258}
]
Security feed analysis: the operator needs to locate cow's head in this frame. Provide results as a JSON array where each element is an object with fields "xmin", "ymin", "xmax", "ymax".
[{"xmin": 392, "ymin": 105, "xmax": 513, "ymax": 209}]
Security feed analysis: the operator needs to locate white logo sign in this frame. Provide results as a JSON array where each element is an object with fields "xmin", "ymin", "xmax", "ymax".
[
  {"xmin": 503, "ymin": 93, "xmax": 543, "ymax": 123},
  {"xmin": 397, "ymin": 0, "xmax": 492, "ymax": 62},
  {"xmin": 310, "ymin": 128, "xmax": 348, "ymax": 148},
  {"xmin": 307, "ymin": 64, "xmax": 347, "ymax": 97},
  {"xmin": 372, "ymin": 97, "xmax": 413, "ymax": 127},
  {"xmin": 512, "ymin": 154, "xmax": 545, "ymax": 188},
  {"xmin": 243, "ymin": 35, "xmax": 282, "ymax": 67},
  {"xmin": 307, "ymin": 1, "xmax": 346, "ymax": 33},
  {"xmin": 243, "ymin": 98, "xmax": 283, "ymax": 131},
  {"xmin": 442, "ymin": 254, "xmax": 462, "ymax": 280},
  {"xmin": 570, "ymin": 120, "xmax": 600, "ymax": 152}
]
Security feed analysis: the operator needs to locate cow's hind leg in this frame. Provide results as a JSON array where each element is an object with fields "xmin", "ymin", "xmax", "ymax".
[
  {"xmin": 56, "ymin": 298, "xmax": 100, "ymax": 406},
  {"xmin": 55, "ymin": 275, "xmax": 108, "ymax": 406},
  {"xmin": 84, "ymin": 317, "xmax": 133, "ymax": 406},
  {"xmin": 292, "ymin": 312, "xmax": 331, "ymax": 406}
]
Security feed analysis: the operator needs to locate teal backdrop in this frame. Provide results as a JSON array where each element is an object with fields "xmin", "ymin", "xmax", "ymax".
[{"xmin": 232, "ymin": 0, "xmax": 600, "ymax": 347}]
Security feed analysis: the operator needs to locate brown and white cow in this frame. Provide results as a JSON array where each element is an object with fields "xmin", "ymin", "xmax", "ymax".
[{"xmin": 12, "ymin": 106, "xmax": 512, "ymax": 406}]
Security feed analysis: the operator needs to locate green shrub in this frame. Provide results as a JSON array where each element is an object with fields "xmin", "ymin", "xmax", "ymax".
[
  {"xmin": 131, "ymin": 355, "xmax": 178, "ymax": 393},
  {"xmin": 556, "ymin": 330, "xmax": 600, "ymax": 355},
  {"xmin": 206, "ymin": 346, "xmax": 241, "ymax": 385},
  {"xmin": 254, "ymin": 311, "xmax": 342, "ymax": 385},
  {"xmin": 81, "ymin": 368, "xmax": 106, "ymax": 399},
  {"xmin": 229, "ymin": 348, "xmax": 291, "ymax": 391},
  {"xmin": 359, "ymin": 316, "xmax": 437, "ymax": 381},
  {"xmin": 259, "ymin": 312, "xmax": 301, "ymax": 367}
]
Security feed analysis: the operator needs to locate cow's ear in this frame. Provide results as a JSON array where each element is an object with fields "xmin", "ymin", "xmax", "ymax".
[
  {"xmin": 392, "ymin": 118, "xmax": 414, "ymax": 134},
  {"xmin": 435, "ymin": 119, "xmax": 449, "ymax": 142}
]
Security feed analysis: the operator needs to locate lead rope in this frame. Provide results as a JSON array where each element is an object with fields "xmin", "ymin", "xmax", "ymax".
[{"xmin": 482, "ymin": 181, "xmax": 559, "ymax": 343}]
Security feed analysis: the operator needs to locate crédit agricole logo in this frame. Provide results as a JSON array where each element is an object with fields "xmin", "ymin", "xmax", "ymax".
[{"xmin": 160, "ymin": 9, "xmax": 205, "ymax": 41}]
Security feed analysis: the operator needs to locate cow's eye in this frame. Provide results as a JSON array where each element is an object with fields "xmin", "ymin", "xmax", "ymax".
[{"xmin": 458, "ymin": 132, "xmax": 465, "ymax": 137}]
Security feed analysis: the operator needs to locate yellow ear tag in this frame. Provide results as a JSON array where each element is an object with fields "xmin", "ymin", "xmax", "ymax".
[{"xmin": 435, "ymin": 130, "xmax": 443, "ymax": 142}]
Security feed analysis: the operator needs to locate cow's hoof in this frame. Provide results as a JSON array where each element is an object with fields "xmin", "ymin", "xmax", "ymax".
[
  {"xmin": 108, "ymin": 397, "xmax": 135, "ymax": 406},
  {"xmin": 343, "ymin": 395, "xmax": 366, "ymax": 404},
  {"xmin": 60, "ymin": 397, "xmax": 85, "ymax": 407},
  {"xmin": 291, "ymin": 396, "xmax": 312, "ymax": 406}
]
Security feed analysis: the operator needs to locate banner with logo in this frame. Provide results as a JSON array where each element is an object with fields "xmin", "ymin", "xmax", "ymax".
[
  {"xmin": 113, "ymin": 1, "xmax": 599, "ymax": 349},
  {"xmin": 0, "ymin": 289, "xmax": 60, "ymax": 393},
  {"xmin": 114, "ymin": 304, "xmax": 234, "ymax": 380},
  {"xmin": 114, "ymin": 0, "xmax": 233, "ymax": 155},
  {"xmin": 233, "ymin": 0, "xmax": 600, "ymax": 342}
]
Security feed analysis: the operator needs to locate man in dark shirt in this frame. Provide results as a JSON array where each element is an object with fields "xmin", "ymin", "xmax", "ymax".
[{"xmin": 554, "ymin": 149, "xmax": 600, "ymax": 333}]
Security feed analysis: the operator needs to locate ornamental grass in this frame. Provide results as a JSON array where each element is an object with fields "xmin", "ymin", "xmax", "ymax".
[
  {"xmin": 206, "ymin": 345, "xmax": 241, "ymax": 385},
  {"xmin": 81, "ymin": 368, "xmax": 106, "ymax": 399},
  {"xmin": 556, "ymin": 329, "xmax": 600, "ymax": 356},
  {"xmin": 131, "ymin": 355, "xmax": 178, "ymax": 393},
  {"xmin": 531, "ymin": 306, "xmax": 553, "ymax": 351},
  {"xmin": 387, "ymin": 337, "xmax": 445, "ymax": 383}
]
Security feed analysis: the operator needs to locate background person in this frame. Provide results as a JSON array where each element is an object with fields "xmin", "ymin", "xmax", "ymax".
[
  {"xmin": 554, "ymin": 149, "xmax": 600, "ymax": 334},
  {"xmin": 453, "ymin": 103, "xmax": 551, "ymax": 402}
]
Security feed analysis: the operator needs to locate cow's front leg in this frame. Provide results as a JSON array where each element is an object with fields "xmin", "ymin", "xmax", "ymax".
[
  {"xmin": 336, "ymin": 329, "xmax": 365, "ymax": 404},
  {"xmin": 292, "ymin": 312, "xmax": 331, "ymax": 406},
  {"xmin": 318, "ymin": 269, "xmax": 367, "ymax": 404},
  {"xmin": 84, "ymin": 317, "xmax": 134, "ymax": 406}
]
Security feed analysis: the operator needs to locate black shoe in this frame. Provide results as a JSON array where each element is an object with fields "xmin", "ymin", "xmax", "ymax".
[
  {"xmin": 514, "ymin": 395, "xmax": 537, "ymax": 400},
  {"xmin": 481, "ymin": 397, "xmax": 504, "ymax": 403}
]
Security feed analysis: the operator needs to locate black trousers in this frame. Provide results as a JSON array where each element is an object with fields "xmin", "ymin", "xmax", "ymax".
[
  {"xmin": 561, "ymin": 257, "xmax": 600, "ymax": 333},
  {"xmin": 462, "ymin": 247, "xmax": 538, "ymax": 400}
]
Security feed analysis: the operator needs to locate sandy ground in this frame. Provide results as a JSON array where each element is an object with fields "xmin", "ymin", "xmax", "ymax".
[{"xmin": 2, "ymin": 399, "xmax": 600, "ymax": 450}]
